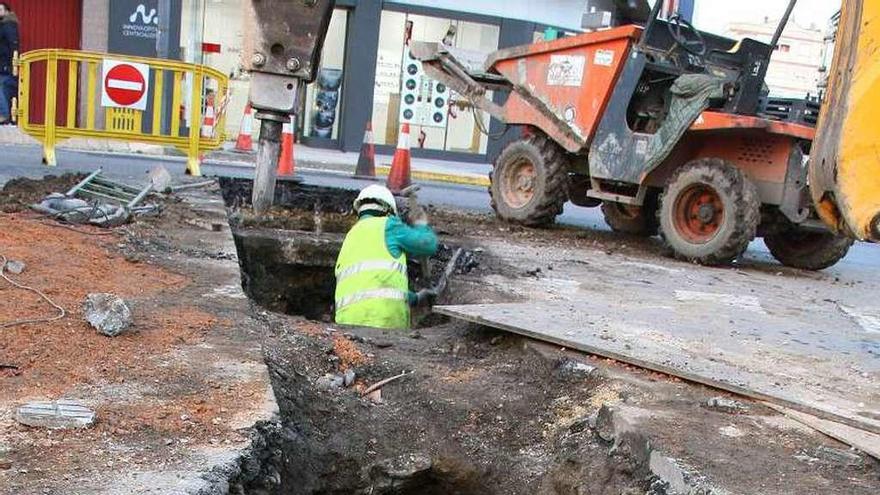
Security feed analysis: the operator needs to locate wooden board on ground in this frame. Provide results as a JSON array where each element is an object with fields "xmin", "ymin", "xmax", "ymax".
[
  {"xmin": 766, "ymin": 403, "xmax": 880, "ymax": 460},
  {"xmin": 436, "ymin": 297, "xmax": 880, "ymax": 435}
]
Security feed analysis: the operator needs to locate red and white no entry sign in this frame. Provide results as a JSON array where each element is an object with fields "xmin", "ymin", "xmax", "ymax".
[{"xmin": 101, "ymin": 60, "xmax": 150, "ymax": 111}]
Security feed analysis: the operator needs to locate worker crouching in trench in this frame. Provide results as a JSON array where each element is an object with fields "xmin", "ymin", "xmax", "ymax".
[{"xmin": 334, "ymin": 185, "xmax": 439, "ymax": 330}]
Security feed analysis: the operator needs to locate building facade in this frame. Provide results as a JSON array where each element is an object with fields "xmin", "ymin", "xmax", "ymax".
[
  {"xmin": 205, "ymin": 0, "xmax": 598, "ymax": 162},
  {"xmin": 15, "ymin": 0, "xmax": 694, "ymax": 162},
  {"xmin": 725, "ymin": 17, "xmax": 825, "ymax": 98},
  {"xmin": 201, "ymin": 0, "xmax": 689, "ymax": 161}
]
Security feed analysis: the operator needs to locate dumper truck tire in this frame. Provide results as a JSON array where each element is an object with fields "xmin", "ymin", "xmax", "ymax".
[
  {"xmin": 764, "ymin": 229, "xmax": 853, "ymax": 270},
  {"xmin": 490, "ymin": 134, "xmax": 569, "ymax": 227},
  {"xmin": 601, "ymin": 192, "xmax": 659, "ymax": 236},
  {"xmin": 658, "ymin": 158, "xmax": 760, "ymax": 265}
]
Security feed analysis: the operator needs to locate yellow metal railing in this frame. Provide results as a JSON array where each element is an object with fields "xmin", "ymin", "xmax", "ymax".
[{"xmin": 16, "ymin": 49, "xmax": 229, "ymax": 175}]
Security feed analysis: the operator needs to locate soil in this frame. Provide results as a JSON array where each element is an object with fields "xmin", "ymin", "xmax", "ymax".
[
  {"xmin": 0, "ymin": 214, "xmax": 206, "ymax": 395},
  {"xmin": 0, "ymin": 173, "xmax": 87, "ymax": 213},
  {"xmin": 218, "ymin": 180, "xmax": 879, "ymax": 495},
  {"xmin": 218, "ymin": 177, "xmax": 359, "ymax": 214},
  {"xmin": 249, "ymin": 316, "xmax": 649, "ymax": 495},
  {"xmin": 0, "ymin": 181, "xmax": 274, "ymax": 494},
  {"xmin": 2, "ymin": 175, "xmax": 877, "ymax": 495}
]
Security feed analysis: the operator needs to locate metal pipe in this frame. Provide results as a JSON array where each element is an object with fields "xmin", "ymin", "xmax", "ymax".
[
  {"xmin": 770, "ymin": 0, "xmax": 798, "ymax": 50},
  {"xmin": 156, "ymin": 0, "xmax": 171, "ymax": 59},
  {"xmin": 755, "ymin": 0, "xmax": 798, "ymax": 91},
  {"xmin": 128, "ymin": 182, "xmax": 154, "ymax": 209},
  {"xmin": 65, "ymin": 169, "xmax": 102, "ymax": 197}
]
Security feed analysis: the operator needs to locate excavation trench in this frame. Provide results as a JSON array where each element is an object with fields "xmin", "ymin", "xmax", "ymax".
[
  {"xmin": 220, "ymin": 178, "xmax": 648, "ymax": 494},
  {"xmin": 220, "ymin": 178, "xmax": 479, "ymax": 323}
]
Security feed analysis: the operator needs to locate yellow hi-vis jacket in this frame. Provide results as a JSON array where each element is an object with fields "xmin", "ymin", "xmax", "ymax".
[{"xmin": 334, "ymin": 216, "xmax": 410, "ymax": 329}]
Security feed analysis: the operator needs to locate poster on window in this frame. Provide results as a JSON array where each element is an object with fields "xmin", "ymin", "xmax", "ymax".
[
  {"xmin": 310, "ymin": 68, "xmax": 343, "ymax": 139},
  {"xmin": 374, "ymin": 50, "xmax": 402, "ymax": 103},
  {"xmin": 108, "ymin": 0, "xmax": 182, "ymax": 58},
  {"xmin": 397, "ymin": 46, "xmax": 449, "ymax": 129}
]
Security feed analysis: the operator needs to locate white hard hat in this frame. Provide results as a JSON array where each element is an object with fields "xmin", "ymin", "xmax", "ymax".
[{"xmin": 353, "ymin": 185, "xmax": 398, "ymax": 215}]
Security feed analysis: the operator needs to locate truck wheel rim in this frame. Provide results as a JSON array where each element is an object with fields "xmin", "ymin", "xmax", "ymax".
[
  {"xmin": 502, "ymin": 157, "xmax": 536, "ymax": 208},
  {"xmin": 673, "ymin": 184, "xmax": 724, "ymax": 243}
]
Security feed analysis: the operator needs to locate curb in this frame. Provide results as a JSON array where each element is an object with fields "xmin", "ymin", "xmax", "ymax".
[
  {"xmin": 375, "ymin": 165, "xmax": 489, "ymax": 188},
  {"xmin": 212, "ymin": 159, "xmax": 491, "ymax": 188}
]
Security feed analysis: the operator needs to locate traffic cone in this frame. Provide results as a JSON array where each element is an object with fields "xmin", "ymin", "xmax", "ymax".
[
  {"xmin": 354, "ymin": 121, "xmax": 376, "ymax": 178},
  {"xmin": 234, "ymin": 103, "xmax": 254, "ymax": 152},
  {"xmin": 200, "ymin": 104, "xmax": 216, "ymax": 138},
  {"xmin": 386, "ymin": 123, "xmax": 412, "ymax": 193},
  {"xmin": 277, "ymin": 115, "xmax": 295, "ymax": 176}
]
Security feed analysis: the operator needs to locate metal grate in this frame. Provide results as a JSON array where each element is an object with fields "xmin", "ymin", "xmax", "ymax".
[
  {"xmin": 759, "ymin": 97, "xmax": 821, "ymax": 126},
  {"xmin": 66, "ymin": 169, "xmax": 152, "ymax": 208},
  {"xmin": 736, "ymin": 139, "xmax": 776, "ymax": 165}
]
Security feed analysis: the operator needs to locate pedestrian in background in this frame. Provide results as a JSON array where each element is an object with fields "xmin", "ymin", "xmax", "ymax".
[{"xmin": 0, "ymin": 2, "xmax": 19, "ymax": 125}]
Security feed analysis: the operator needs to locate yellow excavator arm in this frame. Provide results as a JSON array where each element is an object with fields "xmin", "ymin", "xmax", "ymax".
[{"xmin": 810, "ymin": 0, "xmax": 880, "ymax": 241}]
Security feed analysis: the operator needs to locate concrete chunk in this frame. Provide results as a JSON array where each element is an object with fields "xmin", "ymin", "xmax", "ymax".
[
  {"xmin": 3, "ymin": 259, "xmax": 25, "ymax": 275},
  {"xmin": 343, "ymin": 369, "xmax": 356, "ymax": 387},
  {"xmin": 704, "ymin": 396, "xmax": 750, "ymax": 414},
  {"xmin": 815, "ymin": 445, "xmax": 864, "ymax": 467},
  {"xmin": 149, "ymin": 165, "xmax": 173, "ymax": 193},
  {"xmin": 83, "ymin": 293, "xmax": 133, "ymax": 337},
  {"xmin": 15, "ymin": 400, "xmax": 96, "ymax": 429},
  {"xmin": 555, "ymin": 357, "xmax": 597, "ymax": 380},
  {"xmin": 316, "ymin": 373, "xmax": 344, "ymax": 390}
]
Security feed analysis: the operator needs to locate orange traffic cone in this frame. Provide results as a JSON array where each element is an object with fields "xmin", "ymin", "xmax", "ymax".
[
  {"xmin": 277, "ymin": 115, "xmax": 295, "ymax": 176},
  {"xmin": 234, "ymin": 103, "xmax": 254, "ymax": 152},
  {"xmin": 200, "ymin": 104, "xmax": 216, "ymax": 138},
  {"xmin": 354, "ymin": 121, "xmax": 376, "ymax": 178},
  {"xmin": 386, "ymin": 123, "xmax": 412, "ymax": 193}
]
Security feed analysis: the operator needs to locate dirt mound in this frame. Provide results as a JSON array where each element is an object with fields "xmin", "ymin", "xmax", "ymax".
[
  {"xmin": 219, "ymin": 176, "xmax": 359, "ymax": 213},
  {"xmin": 0, "ymin": 174, "xmax": 86, "ymax": 213}
]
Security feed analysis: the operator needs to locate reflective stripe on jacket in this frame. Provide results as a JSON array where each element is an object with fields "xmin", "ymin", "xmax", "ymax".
[{"xmin": 334, "ymin": 216, "xmax": 410, "ymax": 329}]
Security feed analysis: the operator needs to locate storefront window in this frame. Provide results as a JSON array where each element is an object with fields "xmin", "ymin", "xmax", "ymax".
[
  {"xmin": 302, "ymin": 9, "xmax": 349, "ymax": 140},
  {"xmin": 372, "ymin": 11, "xmax": 500, "ymax": 155}
]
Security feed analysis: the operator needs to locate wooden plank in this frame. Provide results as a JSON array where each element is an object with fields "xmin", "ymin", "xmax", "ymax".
[
  {"xmin": 765, "ymin": 403, "xmax": 880, "ymax": 460},
  {"xmin": 436, "ymin": 300, "xmax": 880, "ymax": 435}
]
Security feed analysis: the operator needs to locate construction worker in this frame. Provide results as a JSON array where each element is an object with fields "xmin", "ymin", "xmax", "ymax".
[{"xmin": 335, "ymin": 185, "xmax": 438, "ymax": 329}]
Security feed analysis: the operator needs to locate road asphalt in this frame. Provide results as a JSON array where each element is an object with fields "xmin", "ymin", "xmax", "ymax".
[{"xmin": 0, "ymin": 143, "xmax": 876, "ymax": 282}]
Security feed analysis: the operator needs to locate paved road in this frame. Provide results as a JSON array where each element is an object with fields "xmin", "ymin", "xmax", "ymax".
[{"xmin": 0, "ymin": 144, "xmax": 876, "ymax": 280}]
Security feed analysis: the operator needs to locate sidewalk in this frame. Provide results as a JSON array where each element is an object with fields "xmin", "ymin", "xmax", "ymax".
[{"xmin": 0, "ymin": 126, "xmax": 492, "ymax": 187}]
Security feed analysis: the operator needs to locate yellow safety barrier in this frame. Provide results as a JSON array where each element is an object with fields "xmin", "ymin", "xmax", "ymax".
[{"xmin": 16, "ymin": 49, "xmax": 229, "ymax": 176}]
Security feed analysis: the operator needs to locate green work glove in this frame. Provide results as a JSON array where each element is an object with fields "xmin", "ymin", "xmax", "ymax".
[{"xmin": 412, "ymin": 288, "xmax": 438, "ymax": 307}]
